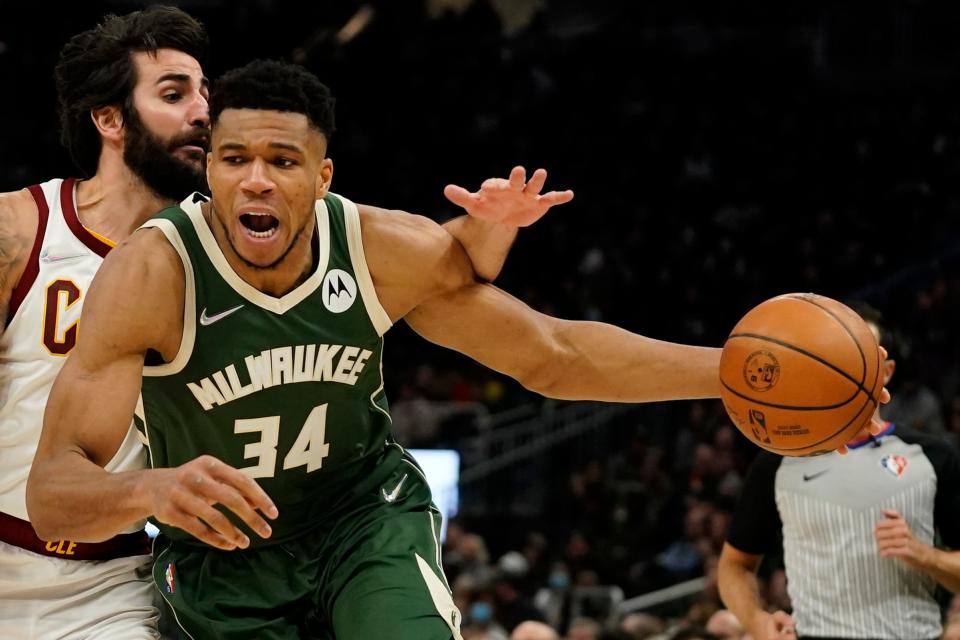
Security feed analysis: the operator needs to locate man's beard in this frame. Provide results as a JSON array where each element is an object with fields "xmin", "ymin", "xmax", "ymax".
[{"xmin": 123, "ymin": 106, "xmax": 209, "ymax": 201}]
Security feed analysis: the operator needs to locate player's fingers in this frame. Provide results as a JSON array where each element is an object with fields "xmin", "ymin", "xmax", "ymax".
[
  {"xmin": 509, "ymin": 166, "xmax": 526, "ymax": 191},
  {"xmin": 539, "ymin": 190, "xmax": 575, "ymax": 206},
  {"xmin": 180, "ymin": 493, "xmax": 250, "ymax": 548},
  {"xmin": 165, "ymin": 506, "xmax": 240, "ymax": 551},
  {"xmin": 879, "ymin": 387, "xmax": 891, "ymax": 404},
  {"xmin": 881, "ymin": 508, "xmax": 901, "ymax": 519},
  {"xmin": 524, "ymin": 168, "xmax": 547, "ymax": 194},
  {"xmin": 206, "ymin": 461, "xmax": 278, "ymax": 519},
  {"xmin": 480, "ymin": 178, "xmax": 510, "ymax": 192},
  {"xmin": 443, "ymin": 184, "xmax": 474, "ymax": 208},
  {"xmin": 836, "ymin": 444, "xmax": 849, "ymax": 455},
  {"xmin": 197, "ymin": 480, "xmax": 273, "ymax": 539}
]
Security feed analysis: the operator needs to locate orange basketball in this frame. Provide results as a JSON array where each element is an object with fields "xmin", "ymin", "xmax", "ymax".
[{"xmin": 719, "ymin": 293, "xmax": 884, "ymax": 456}]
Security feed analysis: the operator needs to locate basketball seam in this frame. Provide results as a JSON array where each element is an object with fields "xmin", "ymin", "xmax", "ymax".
[
  {"xmin": 788, "ymin": 294, "xmax": 868, "ymax": 387},
  {"xmin": 719, "ymin": 378, "xmax": 857, "ymax": 411},
  {"xmin": 762, "ymin": 390, "xmax": 877, "ymax": 452}
]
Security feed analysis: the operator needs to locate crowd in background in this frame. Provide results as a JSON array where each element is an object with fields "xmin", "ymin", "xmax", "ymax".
[{"xmin": 6, "ymin": 1, "xmax": 960, "ymax": 637}]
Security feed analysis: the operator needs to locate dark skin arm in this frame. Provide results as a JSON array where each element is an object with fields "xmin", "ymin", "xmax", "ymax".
[{"xmin": 27, "ymin": 229, "xmax": 276, "ymax": 550}]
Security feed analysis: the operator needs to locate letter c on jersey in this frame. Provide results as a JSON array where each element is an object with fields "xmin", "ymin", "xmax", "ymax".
[{"xmin": 43, "ymin": 279, "xmax": 81, "ymax": 356}]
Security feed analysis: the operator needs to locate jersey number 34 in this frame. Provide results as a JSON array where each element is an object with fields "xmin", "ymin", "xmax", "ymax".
[{"xmin": 235, "ymin": 404, "xmax": 331, "ymax": 478}]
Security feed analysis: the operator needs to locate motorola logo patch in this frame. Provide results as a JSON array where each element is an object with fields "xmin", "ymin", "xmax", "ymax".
[{"xmin": 322, "ymin": 269, "xmax": 357, "ymax": 313}]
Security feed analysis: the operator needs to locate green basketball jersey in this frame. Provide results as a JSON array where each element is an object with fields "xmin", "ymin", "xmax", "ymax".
[{"xmin": 137, "ymin": 192, "xmax": 401, "ymax": 547}]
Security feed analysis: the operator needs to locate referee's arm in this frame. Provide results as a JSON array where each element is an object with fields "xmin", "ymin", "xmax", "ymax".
[
  {"xmin": 875, "ymin": 434, "xmax": 960, "ymax": 592},
  {"xmin": 718, "ymin": 453, "xmax": 794, "ymax": 639},
  {"xmin": 719, "ymin": 544, "xmax": 784, "ymax": 636}
]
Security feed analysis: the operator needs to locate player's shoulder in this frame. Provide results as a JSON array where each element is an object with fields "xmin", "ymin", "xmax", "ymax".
[
  {"xmin": 890, "ymin": 424, "xmax": 956, "ymax": 452},
  {"xmin": 99, "ymin": 225, "xmax": 184, "ymax": 287},
  {"xmin": 890, "ymin": 424, "xmax": 960, "ymax": 467},
  {"xmin": 357, "ymin": 202, "xmax": 446, "ymax": 241},
  {"xmin": 0, "ymin": 187, "xmax": 40, "ymax": 237}
]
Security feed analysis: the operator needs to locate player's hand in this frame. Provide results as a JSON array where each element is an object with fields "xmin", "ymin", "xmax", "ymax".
[
  {"xmin": 876, "ymin": 509, "xmax": 932, "ymax": 569},
  {"xmin": 145, "ymin": 455, "xmax": 278, "ymax": 551},
  {"xmin": 750, "ymin": 610, "xmax": 797, "ymax": 640},
  {"xmin": 443, "ymin": 166, "xmax": 574, "ymax": 227}
]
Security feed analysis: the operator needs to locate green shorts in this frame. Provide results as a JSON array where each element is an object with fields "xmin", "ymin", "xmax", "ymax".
[{"xmin": 152, "ymin": 454, "xmax": 462, "ymax": 639}]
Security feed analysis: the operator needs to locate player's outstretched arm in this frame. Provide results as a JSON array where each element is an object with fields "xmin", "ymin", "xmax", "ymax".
[
  {"xmin": 718, "ymin": 543, "xmax": 796, "ymax": 640},
  {"xmin": 405, "ymin": 281, "xmax": 720, "ymax": 402},
  {"xmin": 362, "ymin": 207, "xmax": 717, "ymax": 402},
  {"xmin": 440, "ymin": 166, "xmax": 573, "ymax": 282},
  {"xmin": 26, "ymin": 230, "xmax": 276, "ymax": 550}
]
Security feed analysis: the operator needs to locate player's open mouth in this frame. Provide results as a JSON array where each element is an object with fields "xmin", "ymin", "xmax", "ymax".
[{"xmin": 240, "ymin": 212, "xmax": 280, "ymax": 239}]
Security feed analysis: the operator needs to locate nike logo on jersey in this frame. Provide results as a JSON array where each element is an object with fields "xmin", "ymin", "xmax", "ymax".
[
  {"xmin": 199, "ymin": 304, "xmax": 244, "ymax": 326},
  {"xmin": 40, "ymin": 248, "xmax": 87, "ymax": 263},
  {"xmin": 382, "ymin": 473, "xmax": 408, "ymax": 503},
  {"xmin": 803, "ymin": 469, "xmax": 829, "ymax": 482}
]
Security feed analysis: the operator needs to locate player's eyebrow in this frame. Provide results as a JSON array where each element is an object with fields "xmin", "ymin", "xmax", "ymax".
[
  {"xmin": 268, "ymin": 142, "xmax": 304, "ymax": 154},
  {"xmin": 156, "ymin": 73, "xmax": 210, "ymax": 89},
  {"xmin": 217, "ymin": 142, "xmax": 305, "ymax": 153}
]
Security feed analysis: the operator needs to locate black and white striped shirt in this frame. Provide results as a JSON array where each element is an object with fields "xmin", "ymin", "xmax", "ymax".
[{"xmin": 727, "ymin": 425, "xmax": 960, "ymax": 640}]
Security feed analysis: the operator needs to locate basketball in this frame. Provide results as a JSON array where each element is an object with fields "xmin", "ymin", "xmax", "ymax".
[{"xmin": 719, "ymin": 293, "xmax": 884, "ymax": 456}]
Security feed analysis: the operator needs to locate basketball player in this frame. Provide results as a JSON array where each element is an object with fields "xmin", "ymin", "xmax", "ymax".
[
  {"xmin": 718, "ymin": 304, "xmax": 960, "ymax": 640},
  {"xmin": 25, "ymin": 59, "xmax": 727, "ymax": 639},
  {"xmin": 2, "ymin": 8, "xmax": 571, "ymax": 639}
]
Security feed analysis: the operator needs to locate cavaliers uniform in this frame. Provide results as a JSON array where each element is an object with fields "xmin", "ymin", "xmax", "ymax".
[
  {"xmin": 138, "ymin": 193, "xmax": 462, "ymax": 639},
  {"xmin": 0, "ymin": 178, "xmax": 157, "ymax": 639}
]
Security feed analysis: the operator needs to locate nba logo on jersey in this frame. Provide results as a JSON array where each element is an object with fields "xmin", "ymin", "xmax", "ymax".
[
  {"xmin": 322, "ymin": 269, "xmax": 357, "ymax": 313},
  {"xmin": 165, "ymin": 563, "xmax": 176, "ymax": 594},
  {"xmin": 880, "ymin": 454, "xmax": 908, "ymax": 478}
]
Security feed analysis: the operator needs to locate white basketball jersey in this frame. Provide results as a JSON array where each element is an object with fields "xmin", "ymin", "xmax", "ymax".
[{"xmin": 0, "ymin": 177, "xmax": 145, "ymax": 521}]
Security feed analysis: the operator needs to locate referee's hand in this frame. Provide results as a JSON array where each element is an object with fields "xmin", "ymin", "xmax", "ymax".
[{"xmin": 751, "ymin": 610, "xmax": 797, "ymax": 640}]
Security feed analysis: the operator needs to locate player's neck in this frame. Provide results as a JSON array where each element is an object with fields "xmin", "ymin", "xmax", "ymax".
[
  {"xmin": 74, "ymin": 158, "xmax": 176, "ymax": 243},
  {"xmin": 203, "ymin": 203, "xmax": 317, "ymax": 297}
]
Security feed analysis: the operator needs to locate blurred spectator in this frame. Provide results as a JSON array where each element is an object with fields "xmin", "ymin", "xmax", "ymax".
[
  {"xmin": 704, "ymin": 610, "xmax": 744, "ymax": 640},
  {"xmin": 618, "ymin": 613, "xmax": 666, "ymax": 639},
  {"xmin": 511, "ymin": 620, "xmax": 560, "ymax": 640},
  {"xmin": 566, "ymin": 617, "xmax": 603, "ymax": 640}
]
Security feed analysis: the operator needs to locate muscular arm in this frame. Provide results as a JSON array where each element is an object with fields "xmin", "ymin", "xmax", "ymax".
[
  {"xmin": 28, "ymin": 229, "xmax": 276, "ymax": 549},
  {"xmin": 361, "ymin": 206, "xmax": 718, "ymax": 402},
  {"xmin": 440, "ymin": 215, "xmax": 517, "ymax": 282},
  {"xmin": 0, "ymin": 189, "xmax": 40, "ymax": 325},
  {"xmin": 26, "ymin": 231, "xmax": 180, "ymax": 541},
  {"xmin": 405, "ymin": 283, "xmax": 720, "ymax": 401}
]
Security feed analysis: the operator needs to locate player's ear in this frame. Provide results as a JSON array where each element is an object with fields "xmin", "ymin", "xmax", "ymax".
[
  {"xmin": 315, "ymin": 157, "xmax": 333, "ymax": 198},
  {"xmin": 883, "ymin": 358, "xmax": 896, "ymax": 385},
  {"xmin": 91, "ymin": 106, "xmax": 124, "ymax": 143}
]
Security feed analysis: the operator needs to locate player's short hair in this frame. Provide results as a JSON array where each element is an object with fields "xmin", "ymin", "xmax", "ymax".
[
  {"xmin": 55, "ymin": 6, "xmax": 209, "ymax": 177},
  {"xmin": 209, "ymin": 60, "xmax": 336, "ymax": 140}
]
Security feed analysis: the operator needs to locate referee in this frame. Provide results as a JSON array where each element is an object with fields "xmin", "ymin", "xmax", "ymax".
[{"xmin": 718, "ymin": 304, "xmax": 960, "ymax": 640}]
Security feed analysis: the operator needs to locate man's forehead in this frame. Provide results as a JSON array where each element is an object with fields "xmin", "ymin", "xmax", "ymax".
[
  {"xmin": 214, "ymin": 109, "xmax": 319, "ymax": 141},
  {"xmin": 132, "ymin": 48, "xmax": 204, "ymax": 83}
]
